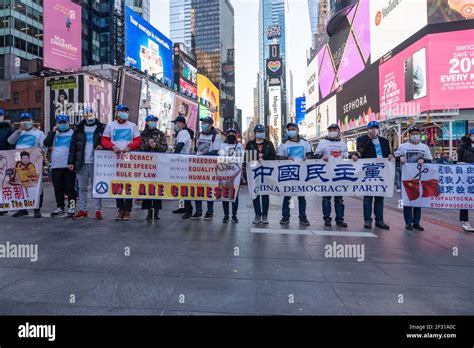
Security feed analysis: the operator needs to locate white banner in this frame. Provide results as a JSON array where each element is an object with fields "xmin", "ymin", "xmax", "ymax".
[
  {"xmin": 92, "ymin": 151, "xmax": 241, "ymax": 201},
  {"xmin": 246, "ymin": 158, "xmax": 395, "ymax": 199},
  {"xmin": 0, "ymin": 148, "xmax": 43, "ymax": 211},
  {"xmin": 402, "ymin": 163, "xmax": 474, "ymax": 210}
]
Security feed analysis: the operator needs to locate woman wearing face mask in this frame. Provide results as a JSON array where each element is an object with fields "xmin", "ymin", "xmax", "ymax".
[
  {"xmin": 140, "ymin": 115, "xmax": 168, "ymax": 221},
  {"xmin": 395, "ymin": 127, "xmax": 432, "ymax": 231},
  {"xmin": 457, "ymin": 128, "xmax": 474, "ymax": 232},
  {"xmin": 245, "ymin": 124, "xmax": 276, "ymax": 224}
]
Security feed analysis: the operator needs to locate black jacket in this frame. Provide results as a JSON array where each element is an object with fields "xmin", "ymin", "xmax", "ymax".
[
  {"xmin": 245, "ymin": 139, "xmax": 276, "ymax": 160},
  {"xmin": 0, "ymin": 121, "xmax": 14, "ymax": 150},
  {"xmin": 68, "ymin": 120, "xmax": 105, "ymax": 171},
  {"xmin": 457, "ymin": 135, "xmax": 474, "ymax": 164},
  {"xmin": 356, "ymin": 135, "xmax": 391, "ymax": 159}
]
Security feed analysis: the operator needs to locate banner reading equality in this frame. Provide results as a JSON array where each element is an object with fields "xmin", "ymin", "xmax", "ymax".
[
  {"xmin": 402, "ymin": 163, "xmax": 474, "ymax": 210},
  {"xmin": 246, "ymin": 158, "xmax": 395, "ymax": 200},
  {"xmin": 92, "ymin": 151, "xmax": 241, "ymax": 201},
  {"xmin": 0, "ymin": 148, "xmax": 43, "ymax": 211}
]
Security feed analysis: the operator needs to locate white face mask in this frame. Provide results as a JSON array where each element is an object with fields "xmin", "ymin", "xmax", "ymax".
[
  {"xmin": 410, "ymin": 134, "xmax": 421, "ymax": 143},
  {"xmin": 328, "ymin": 131, "xmax": 338, "ymax": 139},
  {"xmin": 471, "ymin": 136, "xmax": 474, "ymax": 142}
]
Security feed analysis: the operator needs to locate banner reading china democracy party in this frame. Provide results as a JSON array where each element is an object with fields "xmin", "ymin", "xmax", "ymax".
[
  {"xmin": 402, "ymin": 163, "xmax": 474, "ymax": 210},
  {"xmin": 0, "ymin": 148, "xmax": 43, "ymax": 211},
  {"xmin": 92, "ymin": 151, "xmax": 241, "ymax": 201},
  {"xmin": 246, "ymin": 159, "xmax": 395, "ymax": 200}
]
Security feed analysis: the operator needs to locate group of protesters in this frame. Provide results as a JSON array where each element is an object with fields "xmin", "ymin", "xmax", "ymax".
[{"xmin": 0, "ymin": 106, "xmax": 473, "ymax": 232}]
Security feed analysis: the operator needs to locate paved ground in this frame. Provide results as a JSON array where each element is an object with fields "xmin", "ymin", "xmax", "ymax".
[{"xmin": 0, "ymin": 183, "xmax": 473, "ymax": 315}]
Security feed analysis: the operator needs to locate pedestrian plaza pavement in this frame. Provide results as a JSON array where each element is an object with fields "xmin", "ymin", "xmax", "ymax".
[{"xmin": 0, "ymin": 183, "xmax": 472, "ymax": 315}]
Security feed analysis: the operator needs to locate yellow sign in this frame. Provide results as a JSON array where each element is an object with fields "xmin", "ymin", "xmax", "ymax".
[{"xmin": 197, "ymin": 74, "xmax": 220, "ymax": 127}]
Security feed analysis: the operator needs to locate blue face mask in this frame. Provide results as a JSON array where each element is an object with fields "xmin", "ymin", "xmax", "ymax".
[
  {"xmin": 256, "ymin": 132, "xmax": 265, "ymax": 140},
  {"xmin": 118, "ymin": 112, "xmax": 129, "ymax": 121},
  {"xmin": 287, "ymin": 130, "xmax": 298, "ymax": 139},
  {"xmin": 58, "ymin": 123, "xmax": 69, "ymax": 132},
  {"xmin": 201, "ymin": 123, "xmax": 209, "ymax": 132},
  {"xmin": 85, "ymin": 117, "xmax": 96, "ymax": 125},
  {"xmin": 174, "ymin": 124, "xmax": 180, "ymax": 132},
  {"xmin": 23, "ymin": 121, "xmax": 33, "ymax": 129},
  {"xmin": 148, "ymin": 121, "xmax": 157, "ymax": 129}
]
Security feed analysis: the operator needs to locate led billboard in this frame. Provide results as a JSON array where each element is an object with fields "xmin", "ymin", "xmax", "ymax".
[
  {"xmin": 428, "ymin": 0, "xmax": 474, "ymax": 23},
  {"xmin": 268, "ymin": 85, "xmax": 282, "ymax": 149},
  {"xmin": 138, "ymin": 81, "xmax": 175, "ymax": 135},
  {"xmin": 315, "ymin": 95, "xmax": 337, "ymax": 139},
  {"xmin": 197, "ymin": 74, "xmax": 220, "ymax": 127},
  {"xmin": 306, "ymin": 54, "xmax": 319, "ymax": 109},
  {"xmin": 173, "ymin": 96, "xmax": 199, "ymax": 133},
  {"xmin": 84, "ymin": 75, "xmax": 113, "ymax": 124},
  {"xmin": 173, "ymin": 43, "xmax": 198, "ymax": 96}
]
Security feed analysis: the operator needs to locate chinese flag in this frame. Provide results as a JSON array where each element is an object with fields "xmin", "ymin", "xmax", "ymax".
[
  {"xmin": 421, "ymin": 179, "xmax": 440, "ymax": 197},
  {"xmin": 403, "ymin": 179, "xmax": 420, "ymax": 201}
]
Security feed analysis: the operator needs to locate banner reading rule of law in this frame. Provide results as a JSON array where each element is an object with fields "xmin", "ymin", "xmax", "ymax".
[
  {"xmin": 246, "ymin": 158, "xmax": 395, "ymax": 200},
  {"xmin": 92, "ymin": 151, "xmax": 241, "ymax": 201},
  {"xmin": 0, "ymin": 148, "xmax": 43, "ymax": 211},
  {"xmin": 402, "ymin": 163, "xmax": 474, "ymax": 210}
]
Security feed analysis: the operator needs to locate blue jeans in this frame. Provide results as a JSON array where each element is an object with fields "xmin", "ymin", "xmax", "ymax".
[
  {"xmin": 322, "ymin": 196, "xmax": 344, "ymax": 222},
  {"xmin": 282, "ymin": 196, "xmax": 306, "ymax": 219},
  {"xmin": 403, "ymin": 207, "xmax": 421, "ymax": 225},
  {"xmin": 363, "ymin": 196, "xmax": 384, "ymax": 223},
  {"xmin": 253, "ymin": 195, "xmax": 269, "ymax": 216},
  {"xmin": 195, "ymin": 201, "xmax": 214, "ymax": 214},
  {"xmin": 395, "ymin": 167, "xmax": 401, "ymax": 190},
  {"xmin": 223, "ymin": 196, "xmax": 239, "ymax": 216}
]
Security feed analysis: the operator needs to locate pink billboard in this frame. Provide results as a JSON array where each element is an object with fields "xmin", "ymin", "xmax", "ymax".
[{"xmin": 43, "ymin": 0, "xmax": 82, "ymax": 71}]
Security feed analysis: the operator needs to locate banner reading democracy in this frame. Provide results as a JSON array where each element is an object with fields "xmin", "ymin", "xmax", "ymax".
[
  {"xmin": 246, "ymin": 158, "xmax": 395, "ymax": 200},
  {"xmin": 0, "ymin": 148, "xmax": 43, "ymax": 211},
  {"xmin": 402, "ymin": 163, "xmax": 474, "ymax": 210},
  {"xmin": 92, "ymin": 151, "xmax": 241, "ymax": 201}
]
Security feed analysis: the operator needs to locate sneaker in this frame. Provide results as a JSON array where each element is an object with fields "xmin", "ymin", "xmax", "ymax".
[
  {"xmin": 154, "ymin": 211, "xmax": 160, "ymax": 220},
  {"xmin": 73, "ymin": 210, "xmax": 88, "ymax": 220},
  {"xmin": 67, "ymin": 207, "xmax": 75, "ymax": 217},
  {"xmin": 182, "ymin": 214, "xmax": 192, "ymax": 219},
  {"xmin": 123, "ymin": 211, "xmax": 131, "ymax": 221},
  {"xmin": 51, "ymin": 208, "xmax": 65, "ymax": 217},
  {"xmin": 232, "ymin": 215, "xmax": 239, "ymax": 223},
  {"xmin": 223, "ymin": 215, "xmax": 229, "ymax": 223},
  {"xmin": 462, "ymin": 222, "xmax": 474, "ymax": 232},
  {"xmin": 300, "ymin": 217, "xmax": 310, "ymax": 226},
  {"xmin": 95, "ymin": 211, "xmax": 103, "ymax": 220},
  {"xmin": 375, "ymin": 221, "xmax": 390, "ymax": 230},
  {"xmin": 204, "ymin": 212, "xmax": 213, "ymax": 220},
  {"xmin": 405, "ymin": 224, "xmax": 414, "ymax": 230},
  {"xmin": 146, "ymin": 209, "xmax": 153, "ymax": 221},
  {"xmin": 262, "ymin": 215, "xmax": 269, "ymax": 224},
  {"xmin": 280, "ymin": 217, "xmax": 290, "ymax": 225},
  {"xmin": 12, "ymin": 210, "xmax": 28, "ymax": 218},
  {"xmin": 324, "ymin": 219, "xmax": 332, "ymax": 227},
  {"xmin": 115, "ymin": 211, "xmax": 124, "ymax": 220},
  {"xmin": 364, "ymin": 221, "xmax": 372, "ymax": 229},
  {"xmin": 396, "ymin": 189, "xmax": 401, "ymax": 193},
  {"xmin": 190, "ymin": 212, "xmax": 202, "ymax": 220},
  {"xmin": 0, "ymin": 211, "xmax": 8, "ymax": 216},
  {"xmin": 252, "ymin": 215, "xmax": 262, "ymax": 224},
  {"xmin": 173, "ymin": 208, "xmax": 185, "ymax": 214},
  {"xmin": 413, "ymin": 224, "xmax": 424, "ymax": 231},
  {"xmin": 34, "ymin": 209, "xmax": 42, "ymax": 218},
  {"xmin": 336, "ymin": 221, "xmax": 348, "ymax": 228}
]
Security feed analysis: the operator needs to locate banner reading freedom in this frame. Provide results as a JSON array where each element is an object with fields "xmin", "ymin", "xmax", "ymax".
[
  {"xmin": 402, "ymin": 163, "xmax": 474, "ymax": 210},
  {"xmin": 92, "ymin": 151, "xmax": 241, "ymax": 201},
  {"xmin": 246, "ymin": 158, "xmax": 395, "ymax": 199},
  {"xmin": 0, "ymin": 148, "xmax": 43, "ymax": 211}
]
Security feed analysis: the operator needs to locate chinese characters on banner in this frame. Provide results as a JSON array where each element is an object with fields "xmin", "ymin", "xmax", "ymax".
[
  {"xmin": 92, "ymin": 151, "xmax": 241, "ymax": 202},
  {"xmin": 246, "ymin": 159, "xmax": 395, "ymax": 200},
  {"xmin": 402, "ymin": 163, "xmax": 474, "ymax": 209},
  {"xmin": 0, "ymin": 148, "xmax": 43, "ymax": 211}
]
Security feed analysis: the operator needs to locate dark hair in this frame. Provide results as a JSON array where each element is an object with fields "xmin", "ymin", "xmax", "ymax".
[
  {"xmin": 57, "ymin": 91, "xmax": 68, "ymax": 102},
  {"xmin": 20, "ymin": 151, "xmax": 30, "ymax": 157},
  {"xmin": 181, "ymin": 102, "xmax": 189, "ymax": 115}
]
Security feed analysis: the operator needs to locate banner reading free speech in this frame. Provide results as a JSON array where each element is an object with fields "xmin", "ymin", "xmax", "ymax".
[
  {"xmin": 92, "ymin": 151, "xmax": 241, "ymax": 202},
  {"xmin": 246, "ymin": 159, "xmax": 395, "ymax": 200}
]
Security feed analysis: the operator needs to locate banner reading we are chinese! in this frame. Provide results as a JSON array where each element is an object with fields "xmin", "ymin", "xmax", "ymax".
[
  {"xmin": 246, "ymin": 158, "xmax": 395, "ymax": 200},
  {"xmin": 92, "ymin": 151, "xmax": 241, "ymax": 202},
  {"xmin": 402, "ymin": 163, "xmax": 474, "ymax": 210},
  {"xmin": 0, "ymin": 148, "xmax": 43, "ymax": 211}
]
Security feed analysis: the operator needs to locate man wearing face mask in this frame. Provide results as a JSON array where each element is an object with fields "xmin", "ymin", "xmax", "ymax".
[
  {"xmin": 245, "ymin": 124, "xmax": 276, "ymax": 224},
  {"xmin": 192, "ymin": 116, "xmax": 222, "ymax": 220},
  {"xmin": 457, "ymin": 128, "xmax": 474, "ymax": 232},
  {"xmin": 356, "ymin": 121, "xmax": 394, "ymax": 230},
  {"xmin": 44, "ymin": 114, "xmax": 77, "ymax": 217},
  {"xmin": 8, "ymin": 112, "xmax": 46, "ymax": 218},
  {"xmin": 68, "ymin": 107, "xmax": 105, "ymax": 220},
  {"xmin": 315, "ymin": 124, "xmax": 358, "ymax": 227},
  {"xmin": 101, "ymin": 104, "xmax": 141, "ymax": 221},
  {"xmin": 395, "ymin": 127, "xmax": 432, "ymax": 231},
  {"xmin": 278, "ymin": 123, "xmax": 313, "ymax": 226}
]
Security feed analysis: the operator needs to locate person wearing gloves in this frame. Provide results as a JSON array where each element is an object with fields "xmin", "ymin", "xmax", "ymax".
[
  {"xmin": 192, "ymin": 116, "xmax": 222, "ymax": 220},
  {"xmin": 395, "ymin": 126, "xmax": 432, "ymax": 231},
  {"xmin": 278, "ymin": 122, "xmax": 313, "ymax": 226},
  {"xmin": 7, "ymin": 112, "xmax": 46, "ymax": 218},
  {"xmin": 68, "ymin": 107, "xmax": 105, "ymax": 220},
  {"xmin": 101, "ymin": 104, "xmax": 141, "ymax": 221},
  {"xmin": 245, "ymin": 124, "xmax": 276, "ymax": 224},
  {"xmin": 140, "ymin": 115, "xmax": 168, "ymax": 221},
  {"xmin": 315, "ymin": 123, "xmax": 358, "ymax": 227},
  {"xmin": 457, "ymin": 127, "xmax": 474, "ymax": 232},
  {"xmin": 356, "ymin": 121, "xmax": 395, "ymax": 230},
  {"xmin": 44, "ymin": 114, "xmax": 76, "ymax": 217}
]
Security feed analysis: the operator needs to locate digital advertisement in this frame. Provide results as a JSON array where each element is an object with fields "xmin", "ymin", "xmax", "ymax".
[
  {"xmin": 125, "ymin": 6, "xmax": 173, "ymax": 86},
  {"xmin": 43, "ymin": 0, "xmax": 82, "ymax": 71},
  {"xmin": 173, "ymin": 95, "xmax": 199, "ymax": 133},
  {"xmin": 118, "ymin": 70, "xmax": 142, "ymax": 125},
  {"xmin": 314, "ymin": 94, "xmax": 337, "ymax": 139},
  {"xmin": 84, "ymin": 75, "xmax": 113, "ymax": 124},
  {"xmin": 295, "ymin": 96, "xmax": 306, "ymax": 127},
  {"xmin": 138, "ymin": 81, "xmax": 175, "ymax": 135},
  {"xmin": 268, "ymin": 85, "xmax": 282, "ymax": 149},
  {"xmin": 174, "ymin": 43, "xmax": 198, "ymax": 96},
  {"xmin": 428, "ymin": 0, "xmax": 474, "ymax": 23},
  {"xmin": 306, "ymin": 54, "xmax": 319, "ymax": 111},
  {"xmin": 197, "ymin": 74, "xmax": 220, "ymax": 126}
]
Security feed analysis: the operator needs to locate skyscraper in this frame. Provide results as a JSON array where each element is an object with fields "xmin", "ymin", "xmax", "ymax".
[
  {"xmin": 308, "ymin": 0, "xmax": 319, "ymax": 49},
  {"xmin": 170, "ymin": 0, "xmax": 192, "ymax": 49}
]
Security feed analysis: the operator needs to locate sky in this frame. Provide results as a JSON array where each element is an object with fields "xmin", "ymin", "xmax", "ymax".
[{"xmin": 150, "ymin": 0, "xmax": 311, "ymax": 131}]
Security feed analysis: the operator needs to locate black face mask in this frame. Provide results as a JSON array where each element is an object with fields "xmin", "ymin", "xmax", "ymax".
[{"xmin": 227, "ymin": 135, "xmax": 236, "ymax": 143}]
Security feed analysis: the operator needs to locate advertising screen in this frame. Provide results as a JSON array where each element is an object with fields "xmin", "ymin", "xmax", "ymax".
[
  {"xmin": 266, "ymin": 58, "xmax": 283, "ymax": 76},
  {"xmin": 268, "ymin": 85, "xmax": 282, "ymax": 149},
  {"xmin": 174, "ymin": 43, "xmax": 198, "ymax": 96},
  {"xmin": 173, "ymin": 96, "xmax": 199, "ymax": 133},
  {"xmin": 43, "ymin": 0, "xmax": 82, "ymax": 71},
  {"xmin": 138, "ymin": 81, "xmax": 175, "ymax": 134},
  {"xmin": 315, "ymin": 95, "xmax": 337, "ymax": 139},
  {"xmin": 305, "ymin": 109, "xmax": 317, "ymax": 140},
  {"xmin": 336, "ymin": 67, "xmax": 381, "ymax": 131},
  {"xmin": 318, "ymin": 0, "xmax": 371, "ymax": 99},
  {"xmin": 306, "ymin": 54, "xmax": 319, "ymax": 109},
  {"xmin": 84, "ymin": 75, "xmax": 113, "ymax": 124},
  {"xmin": 295, "ymin": 97, "xmax": 306, "ymax": 125},
  {"xmin": 119, "ymin": 71, "xmax": 142, "ymax": 125},
  {"xmin": 428, "ymin": 0, "xmax": 474, "ymax": 23},
  {"xmin": 125, "ymin": 7, "xmax": 173, "ymax": 86},
  {"xmin": 197, "ymin": 74, "xmax": 220, "ymax": 127},
  {"xmin": 370, "ymin": 0, "xmax": 427, "ymax": 63}
]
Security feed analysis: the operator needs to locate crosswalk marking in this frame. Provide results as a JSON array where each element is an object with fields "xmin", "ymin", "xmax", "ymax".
[{"xmin": 250, "ymin": 228, "xmax": 378, "ymax": 238}]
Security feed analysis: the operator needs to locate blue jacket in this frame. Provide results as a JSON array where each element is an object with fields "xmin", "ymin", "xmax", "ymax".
[{"xmin": 0, "ymin": 121, "xmax": 14, "ymax": 150}]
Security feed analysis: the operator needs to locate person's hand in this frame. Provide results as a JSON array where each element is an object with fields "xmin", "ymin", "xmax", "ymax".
[
  {"xmin": 417, "ymin": 158, "xmax": 424, "ymax": 165},
  {"xmin": 53, "ymin": 126, "xmax": 58, "ymax": 132},
  {"xmin": 258, "ymin": 158, "xmax": 263, "ymax": 163},
  {"xmin": 68, "ymin": 164, "xmax": 74, "ymax": 171},
  {"xmin": 388, "ymin": 154, "xmax": 395, "ymax": 161},
  {"xmin": 400, "ymin": 156, "xmax": 406, "ymax": 164},
  {"xmin": 351, "ymin": 155, "xmax": 358, "ymax": 162},
  {"xmin": 258, "ymin": 153, "xmax": 263, "ymax": 160},
  {"xmin": 123, "ymin": 146, "xmax": 131, "ymax": 153},
  {"xmin": 19, "ymin": 123, "xmax": 26, "ymax": 131},
  {"xmin": 95, "ymin": 145, "xmax": 103, "ymax": 150},
  {"xmin": 149, "ymin": 139, "xmax": 157, "ymax": 148},
  {"xmin": 322, "ymin": 156, "xmax": 329, "ymax": 162},
  {"xmin": 112, "ymin": 145, "xmax": 121, "ymax": 154}
]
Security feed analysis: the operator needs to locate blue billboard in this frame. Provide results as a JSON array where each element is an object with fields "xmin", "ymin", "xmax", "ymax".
[
  {"xmin": 295, "ymin": 97, "xmax": 306, "ymax": 125},
  {"xmin": 125, "ymin": 7, "xmax": 173, "ymax": 86}
]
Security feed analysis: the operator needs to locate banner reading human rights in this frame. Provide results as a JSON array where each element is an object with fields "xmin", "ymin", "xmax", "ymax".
[
  {"xmin": 402, "ymin": 163, "xmax": 474, "ymax": 210},
  {"xmin": 246, "ymin": 159, "xmax": 395, "ymax": 200},
  {"xmin": 92, "ymin": 151, "xmax": 241, "ymax": 201},
  {"xmin": 0, "ymin": 148, "xmax": 43, "ymax": 211}
]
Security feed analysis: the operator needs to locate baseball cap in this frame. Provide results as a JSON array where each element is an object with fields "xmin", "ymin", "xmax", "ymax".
[
  {"xmin": 145, "ymin": 115, "xmax": 158, "ymax": 122},
  {"xmin": 286, "ymin": 122, "xmax": 298, "ymax": 129},
  {"xmin": 367, "ymin": 121, "xmax": 379, "ymax": 129},
  {"xmin": 254, "ymin": 124, "xmax": 265, "ymax": 132},
  {"xmin": 20, "ymin": 112, "xmax": 33, "ymax": 120},
  {"xmin": 469, "ymin": 128, "xmax": 474, "ymax": 135},
  {"xmin": 172, "ymin": 116, "xmax": 187, "ymax": 124},
  {"xmin": 116, "ymin": 104, "xmax": 129, "ymax": 112},
  {"xmin": 408, "ymin": 126, "xmax": 421, "ymax": 134},
  {"xmin": 327, "ymin": 123, "xmax": 339, "ymax": 130},
  {"xmin": 83, "ymin": 106, "xmax": 93, "ymax": 114},
  {"xmin": 200, "ymin": 116, "xmax": 214, "ymax": 125},
  {"xmin": 225, "ymin": 128, "xmax": 237, "ymax": 135},
  {"xmin": 55, "ymin": 114, "xmax": 69, "ymax": 123}
]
